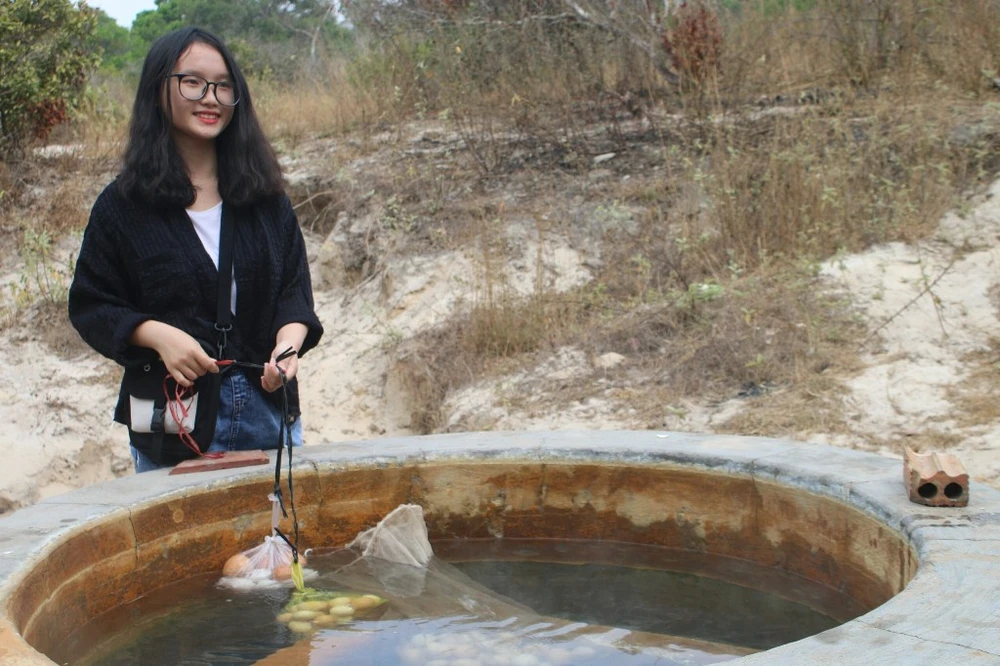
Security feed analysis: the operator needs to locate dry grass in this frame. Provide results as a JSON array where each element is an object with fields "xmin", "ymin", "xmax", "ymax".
[
  {"xmin": 255, "ymin": 56, "xmax": 385, "ymax": 149},
  {"xmin": 0, "ymin": 146, "xmax": 112, "ymax": 330},
  {"xmin": 718, "ymin": 1, "xmax": 1000, "ymax": 98},
  {"xmin": 948, "ymin": 339, "xmax": 1000, "ymax": 428}
]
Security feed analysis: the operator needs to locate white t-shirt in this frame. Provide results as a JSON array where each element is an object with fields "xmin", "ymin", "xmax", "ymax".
[{"xmin": 186, "ymin": 202, "xmax": 237, "ymax": 314}]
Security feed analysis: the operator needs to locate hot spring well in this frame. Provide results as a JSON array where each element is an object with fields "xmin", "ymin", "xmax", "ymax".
[{"xmin": 0, "ymin": 431, "xmax": 997, "ymax": 664}]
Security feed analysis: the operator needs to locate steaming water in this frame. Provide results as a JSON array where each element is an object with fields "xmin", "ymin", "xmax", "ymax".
[{"xmin": 64, "ymin": 539, "xmax": 845, "ymax": 666}]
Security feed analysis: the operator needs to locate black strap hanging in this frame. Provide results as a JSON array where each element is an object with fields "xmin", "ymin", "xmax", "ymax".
[
  {"xmin": 215, "ymin": 204, "xmax": 235, "ymax": 359},
  {"xmin": 211, "ymin": 205, "xmax": 301, "ymax": 566},
  {"xmin": 149, "ymin": 204, "xmax": 236, "ymax": 462}
]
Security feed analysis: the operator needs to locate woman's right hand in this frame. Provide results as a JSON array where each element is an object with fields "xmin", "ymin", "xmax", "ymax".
[{"xmin": 130, "ymin": 321, "xmax": 219, "ymax": 387}]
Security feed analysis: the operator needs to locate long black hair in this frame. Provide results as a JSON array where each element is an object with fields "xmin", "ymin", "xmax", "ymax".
[{"xmin": 117, "ymin": 27, "xmax": 283, "ymax": 208}]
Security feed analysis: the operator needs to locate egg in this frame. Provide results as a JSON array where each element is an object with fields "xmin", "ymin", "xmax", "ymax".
[
  {"xmin": 312, "ymin": 613, "xmax": 337, "ymax": 626},
  {"xmin": 272, "ymin": 556, "xmax": 306, "ymax": 580},
  {"xmin": 287, "ymin": 621, "xmax": 314, "ymax": 633},
  {"xmin": 349, "ymin": 595, "xmax": 382, "ymax": 610},
  {"xmin": 328, "ymin": 605, "xmax": 355, "ymax": 617},
  {"xmin": 222, "ymin": 553, "xmax": 250, "ymax": 577}
]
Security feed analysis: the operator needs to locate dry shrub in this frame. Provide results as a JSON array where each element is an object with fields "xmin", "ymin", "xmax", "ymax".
[
  {"xmin": 0, "ymin": 151, "xmax": 109, "ymax": 242},
  {"xmin": 948, "ymin": 339, "xmax": 1000, "ymax": 428},
  {"xmin": 717, "ymin": 371, "xmax": 854, "ymax": 437},
  {"xmin": 31, "ymin": 170, "xmax": 97, "ymax": 236},
  {"xmin": 810, "ymin": 0, "xmax": 1000, "ymax": 92},
  {"xmin": 389, "ymin": 346, "xmax": 454, "ymax": 434},
  {"xmin": 71, "ymin": 76, "xmax": 132, "ymax": 161},
  {"xmin": 597, "ymin": 269, "xmax": 862, "ymax": 397},
  {"xmin": 393, "ymin": 290, "xmax": 580, "ymax": 433},
  {"xmin": 348, "ymin": 1, "xmax": 666, "ymax": 127},
  {"xmin": 717, "ymin": 0, "xmax": 1000, "ymax": 98},
  {"xmin": 462, "ymin": 213, "xmax": 580, "ymax": 359},
  {"xmin": 0, "ymin": 141, "xmax": 116, "ymax": 335},
  {"xmin": 453, "ymin": 108, "xmax": 522, "ymax": 176},
  {"xmin": 255, "ymin": 57, "xmax": 380, "ymax": 148},
  {"xmin": 608, "ymin": 268, "xmax": 865, "ymax": 437},
  {"xmin": 662, "ymin": 0, "xmax": 724, "ymax": 107},
  {"xmin": 389, "ymin": 212, "xmax": 584, "ymax": 432},
  {"xmin": 716, "ymin": 7, "xmax": 832, "ymax": 103},
  {"xmin": 464, "ymin": 291, "xmax": 580, "ymax": 358},
  {"xmin": 704, "ymin": 101, "xmax": 969, "ymax": 270},
  {"xmin": 933, "ymin": 1, "xmax": 1000, "ymax": 95},
  {"xmin": 397, "ymin": 258, "xmax": 866, "ymax": 435},
  {"xmin": 584, "ymin": 93, "xmax": 990, "ymax": 303},
  {"xmin": 272, "ymin": 0, "xmax": 1000, "ymax": 436}
]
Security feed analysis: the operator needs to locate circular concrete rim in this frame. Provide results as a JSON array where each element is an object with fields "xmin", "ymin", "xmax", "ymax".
[{"xmin": 1, "ymin": 431, "xmax": 998, "ymax": 664}]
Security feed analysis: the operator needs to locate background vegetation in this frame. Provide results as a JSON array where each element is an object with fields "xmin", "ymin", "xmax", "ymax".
[{"xmin": 4, "ymin": 0, "xmax": 1000, "ymax": 437}]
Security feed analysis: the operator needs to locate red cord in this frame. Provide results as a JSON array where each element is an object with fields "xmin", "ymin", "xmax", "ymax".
[
  {"xmin": 158, "ymin": 357, "xmax": 272, "ymax": 458},
  {"xmin": 162, "ymin": 375, "xmax": 224, "ymax": 459}
]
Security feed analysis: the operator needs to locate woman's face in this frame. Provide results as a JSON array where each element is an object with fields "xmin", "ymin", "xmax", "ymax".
[{"xmin": 165, "ymin": 42, "xmax": 236, "ymax": 146}]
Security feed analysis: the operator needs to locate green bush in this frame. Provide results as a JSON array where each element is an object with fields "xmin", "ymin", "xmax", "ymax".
[{"xmin": 0, "ymin": 0, "xmax": 98, "ymax": 157}]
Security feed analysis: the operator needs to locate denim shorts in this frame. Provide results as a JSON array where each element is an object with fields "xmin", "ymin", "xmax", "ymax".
[{"xmin": 130, "ymin": 370, "xmax": 302, "ymax": 473}]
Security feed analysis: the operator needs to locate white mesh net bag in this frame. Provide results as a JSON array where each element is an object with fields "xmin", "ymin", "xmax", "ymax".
[{"xmin": 346, "ymin": 503, "xmax": 434, "ymax": 568}]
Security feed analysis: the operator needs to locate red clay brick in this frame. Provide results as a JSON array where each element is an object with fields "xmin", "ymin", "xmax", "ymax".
[{"xmin": 903, "ymin": 447, "xmax": 969, "ymax": 507}]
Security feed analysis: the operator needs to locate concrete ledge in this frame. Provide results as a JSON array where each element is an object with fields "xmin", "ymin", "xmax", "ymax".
[{"xmin": 1, "ymin": 430, "xmax": 998, "ymax": 664}]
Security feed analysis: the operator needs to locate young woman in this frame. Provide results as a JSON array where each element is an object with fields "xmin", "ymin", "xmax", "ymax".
[{"xmin": 69, "ymin": 27, "xmax": 323, "ymax": 472}]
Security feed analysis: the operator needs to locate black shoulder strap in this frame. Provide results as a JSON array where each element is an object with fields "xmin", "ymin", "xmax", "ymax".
[{"xmin": 215, "ymin": 203, "xmax": 235, "ymax": 358}]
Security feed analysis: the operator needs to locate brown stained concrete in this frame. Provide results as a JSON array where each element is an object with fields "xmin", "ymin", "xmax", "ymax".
[
  {"xmin": 0, "ymin": 431, "xmax": 998, "ymax": 664},
  {"xmin": 410, "ymin": 461, "xmax": 916, "ymax": 611}
]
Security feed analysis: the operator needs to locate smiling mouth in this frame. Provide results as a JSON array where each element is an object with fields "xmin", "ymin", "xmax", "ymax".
[{"xmin": 195, "ymin": 113, "xmax": 220, "ymax": 123}]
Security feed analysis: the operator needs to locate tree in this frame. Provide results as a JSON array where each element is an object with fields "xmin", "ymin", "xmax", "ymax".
[
  {"xmin": 124, "ymin": 0, "xmax": 351, "ymax": 78},
  {"xmin": 88, "ymin": 9, "xmax": 133, "ymax": 71},
  {"xmin": 0, "ymin": 0, "xmax": 100, "ymax": 156}
]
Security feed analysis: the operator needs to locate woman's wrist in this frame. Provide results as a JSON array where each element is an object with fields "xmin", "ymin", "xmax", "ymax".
[{"xmin": 274, "ymin": 323, "xmax": 308, "ymax": 357}]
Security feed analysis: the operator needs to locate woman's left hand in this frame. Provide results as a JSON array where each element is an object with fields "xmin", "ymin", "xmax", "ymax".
[
  {"xmin": 262, "ymin": 345, "xmax": 298, "ymax": 392},
  {"xmin": 262, "ymin": 324, "xmax": 309, "ymax": 392}
]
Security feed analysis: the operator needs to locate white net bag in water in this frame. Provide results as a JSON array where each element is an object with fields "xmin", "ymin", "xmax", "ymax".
[
  {"xmin": 346, "ymin": 503, "xmax": 433, "ymax": 567},
  {"xmin": 273, "ymin": 503, "xmax": 533, "ymax": 637}
]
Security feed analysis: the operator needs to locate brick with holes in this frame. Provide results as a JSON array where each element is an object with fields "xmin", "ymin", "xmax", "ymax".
[{"xmin": 903, "ymin": 447, "xmax": 969, "ymax": 507}]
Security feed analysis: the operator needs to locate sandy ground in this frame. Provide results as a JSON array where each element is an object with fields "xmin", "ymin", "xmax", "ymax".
[
  {"xmin": 1, "ymin": 170, "xmax": 998, "ymax": 516},
  {"xmin": 817, "ymin": 178, "xmax": 1000, "ymax": 488}
]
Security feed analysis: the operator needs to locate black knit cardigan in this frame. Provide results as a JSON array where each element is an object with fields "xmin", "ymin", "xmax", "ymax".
[{"xmin": 68, "ymin": 181, "xmax": 324, "ymax": 424}]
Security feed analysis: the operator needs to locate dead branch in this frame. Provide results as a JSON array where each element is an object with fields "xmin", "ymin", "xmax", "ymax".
[{"xmin": 859, "ymin": 255, "xmax": 956, "ymax": 350}]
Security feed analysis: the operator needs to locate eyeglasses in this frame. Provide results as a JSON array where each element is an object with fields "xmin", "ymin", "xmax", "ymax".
[{"xmin": 168, "ymin": 74, "xmax": 240, "ymax": 107}]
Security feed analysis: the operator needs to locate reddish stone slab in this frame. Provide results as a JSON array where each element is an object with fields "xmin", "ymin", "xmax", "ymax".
[
  {"xmin": 169, "ymin": 450, "xmax": 270, "ymax": 475},
  {"xmin": 902, "ymin": 447, "xmax": 969, "ymax": 507}
]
